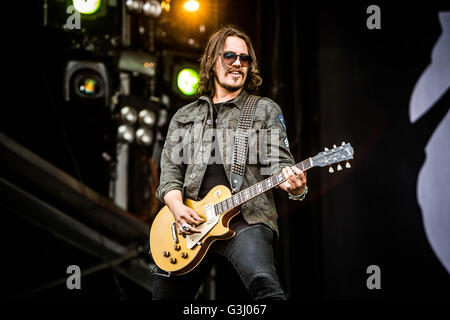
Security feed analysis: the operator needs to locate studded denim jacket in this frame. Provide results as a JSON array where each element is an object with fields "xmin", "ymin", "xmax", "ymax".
[{"xmin": 156, "ymin": 90, "xmax": 295, "ymax": 235}]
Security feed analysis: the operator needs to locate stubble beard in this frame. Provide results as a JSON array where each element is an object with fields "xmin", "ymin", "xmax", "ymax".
[{"xmin": 214, "ymin": 71, "xmax": 246, "ymax": 93}]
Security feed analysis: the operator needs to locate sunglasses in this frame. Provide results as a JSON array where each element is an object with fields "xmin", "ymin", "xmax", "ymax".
[{"xmin": 221, "ymin": 51, "xmax": 253, "ymax": 67}]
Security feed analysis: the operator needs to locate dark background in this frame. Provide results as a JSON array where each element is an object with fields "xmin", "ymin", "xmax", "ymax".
[{"xmin": 1, "ymin": 0, "xmax": 449, "ymax": 300}]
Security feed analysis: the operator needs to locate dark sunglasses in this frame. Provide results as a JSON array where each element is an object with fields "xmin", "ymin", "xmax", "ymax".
[{"xmin": 221, "ymin": 51, "xmax": 253, "ymax": 67}]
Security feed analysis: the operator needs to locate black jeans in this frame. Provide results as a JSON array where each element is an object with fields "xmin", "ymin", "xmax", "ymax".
[{"xmin": 150, "ymin": 224, "xmax": 287, "ymax": 300}]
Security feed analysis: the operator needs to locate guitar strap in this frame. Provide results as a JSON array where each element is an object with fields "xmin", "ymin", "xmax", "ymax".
[{"xmin": 230, "ymin": 94, "xmax": 260, "ymax": 193}]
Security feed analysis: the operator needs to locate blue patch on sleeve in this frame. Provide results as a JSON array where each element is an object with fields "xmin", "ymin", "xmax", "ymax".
[{"xmin": 277, "ymin": 114, "xmax": 287, "ymax": 131}]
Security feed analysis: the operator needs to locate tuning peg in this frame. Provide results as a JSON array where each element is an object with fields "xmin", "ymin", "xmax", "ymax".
[
  {"xmin": 324, "ymin": 147, "xmax": 329, "ymax": 151},
  {"xmin": 329, "ymin": 167, "xmax": 334, "ymax": 173},
  {"xmin": 341, "ymin": 141, "xmax": 345, "ymax": 146},
  {"xmin": 337, "ymin": 164, "xmax": 342, "ymax": 171},
  {"xmin": 345, "ymin": 162, "xmax": 351, "ymax": 168}
]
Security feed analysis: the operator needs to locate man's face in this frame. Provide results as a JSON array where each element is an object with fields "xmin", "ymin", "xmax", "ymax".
[{"xmin": 213, "ymin": 36, "xmax": 250, "ymax": 93}]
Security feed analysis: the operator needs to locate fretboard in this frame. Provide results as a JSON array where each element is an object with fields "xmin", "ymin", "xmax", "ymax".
[{"xmin": 214, "ymin": 158, "xmax": 313, "ymax": 215}]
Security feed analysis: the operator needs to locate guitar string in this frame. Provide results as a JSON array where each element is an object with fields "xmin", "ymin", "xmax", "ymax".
[{"xmin": 214, "ymin": 158, "xmax": 313, "ymax": 215}]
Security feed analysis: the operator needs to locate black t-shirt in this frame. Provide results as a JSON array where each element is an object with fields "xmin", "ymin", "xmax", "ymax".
[
  {"xmin": 198, "ymin": 102, "xmax": 230, "ymax": 199},
  {"xmin": 198, "ymin": 102, "xmax": 247, "ymax": 230}
]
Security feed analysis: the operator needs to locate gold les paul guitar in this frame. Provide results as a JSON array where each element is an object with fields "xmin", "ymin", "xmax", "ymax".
[{"xmin": 150, "ymin": 142, "xmax": 354, "ymax": 275}]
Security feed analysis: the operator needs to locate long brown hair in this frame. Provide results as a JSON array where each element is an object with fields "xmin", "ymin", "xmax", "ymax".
[{"xmin": 197, "ymin": 25, "xmax": 262, "ymax": 97}]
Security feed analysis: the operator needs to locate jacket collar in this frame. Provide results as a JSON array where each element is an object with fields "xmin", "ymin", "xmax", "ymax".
[{"xmin": 198, "ymin": 90, "xmax": 250, "ymax": 110}]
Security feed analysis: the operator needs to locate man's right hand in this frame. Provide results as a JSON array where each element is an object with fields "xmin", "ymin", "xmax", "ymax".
[{"xmin": 164, "ymin": 190, "xmax": 204, "ymax": 236}]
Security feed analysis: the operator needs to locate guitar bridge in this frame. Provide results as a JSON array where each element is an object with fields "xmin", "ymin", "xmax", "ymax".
[{"xmin": 171, "ymin": 222, "xmax": 179, "ymax": 244}]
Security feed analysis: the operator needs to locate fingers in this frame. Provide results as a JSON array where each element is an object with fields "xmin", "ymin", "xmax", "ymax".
[
  {"xmin": 176, "ymin": 207, "xmax": 204, "ymax": 236},
  {"xmin": 180, "ymin": 208, "xmax": 204, "ymax": 225},
  {"xmin": 282, "ymin": 166, "xmax": 307, "ymax": 192},
  {"xmin": 183, "ymin": 213, "xmax": 202, "ymax": 226},
  {"xmin": 280, "ymin": 167, "xmax": 291, "ymax": 190},
  {"xmin": 188, "ymin": 208, "xmax": 205, "ymax": 224},
  {"xmin": 178, "ymin": 222, "xmax": 201, "ymax": 236},
  {"xmin": 291, "ymin": 166, "xmax": 307, "ymax": 184},
  {"xmin": 283, "ymin": 166, "xmax": 302, "ymax": 185}
]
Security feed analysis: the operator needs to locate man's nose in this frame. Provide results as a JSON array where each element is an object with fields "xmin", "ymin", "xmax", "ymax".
[{"xmin": 232, "ymin": 56, "xmax": 242, "ymax": 67}]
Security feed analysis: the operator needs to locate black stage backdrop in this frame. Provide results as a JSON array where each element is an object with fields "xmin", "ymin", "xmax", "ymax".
[
  {"xmin": 222, "ymin": 0, "xmax": 450, "ymax": 300},
  {"xmin": 1, "ymin": 0, "xmax": 449, "ymax": 300}
]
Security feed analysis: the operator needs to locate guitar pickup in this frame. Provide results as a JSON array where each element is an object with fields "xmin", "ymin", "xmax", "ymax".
[{"xmin": 204, "ymin": 203, "xmax": 216, "ymax": 223}]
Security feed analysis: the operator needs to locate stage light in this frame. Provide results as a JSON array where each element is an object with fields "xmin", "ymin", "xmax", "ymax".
[
  {"xmin": 136, "ymin": 128, "xmax": 154, "ymax": 146},
  {"xmin": 77, "ymin": 76, "xmax": 101, "ymax": 96},
  {"xmin": 118, "ymin": 124, "xmax": 135, "ymax": 143},
  {"xmin": 143, "ymin": 0, "xmax": 162, "ymax": 18},
  {"xmin": 139, "ymin": 109, "xmax": 157, "ymax": 127},
  {"xmin": 120, "ymin": 106, "xmax": 138, "ymax": 125},
  {"xmin": 72, "ymin": 71, "xmax": 105, "ymax": 100},
  {"xmin": 161, "ymin": 0, "xmax": 171, "ymax": 13},
  {"xmin": 73, "ymin": 0, "xmax": 102, "ymax": 15},
  {"xmin": 183, "ymin": 0, "xmax": 200, "ymax": 12},
  {"xmin": 64, "ymin": 61, "xmax": 110, "ymax": 105},
  {"xmin": 125, "ymin": 0, "xmax": 142, "ymax": 12},
  {"xmin": 177, "ymin": 68, "xmax": 199, "ymax": 96},
  {"xmin": 116, "ymin": 96, "xmax": 162, "ymax": 147},
  {"xmin": 125, "ymin": 0, "xmax": 162, "ymax": 17}
]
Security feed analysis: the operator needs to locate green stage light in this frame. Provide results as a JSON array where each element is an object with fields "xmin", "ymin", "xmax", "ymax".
[
  {"xmin": 177, "ymin": 68, "xmax": 199, "ymax": 96},
  {"xmin": 73, "ymin": 0, "xmax": 102, "ymax": 15}
]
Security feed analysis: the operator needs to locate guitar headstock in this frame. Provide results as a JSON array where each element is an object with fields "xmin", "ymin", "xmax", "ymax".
[{"xmin": 312, "ymin": 142, "xmax": 354, "ymax": 173}]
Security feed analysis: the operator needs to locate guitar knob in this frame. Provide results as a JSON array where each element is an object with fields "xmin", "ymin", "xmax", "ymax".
[
  {"xmin": 329, "ymin": 167, "xmax": 334, "ymax": 173},
  {"xmin": 173, "ymin": 244, "xmax": 181, "ymax": 251},
  {"xmin": 337, "ymin": 164, "xmax": 342, "ymax": 171},
  {"xmin": 163, "ymin": 251, "xmax": 170, "ymax": 257},
  {"xmin": 346, "ymin": 162, "xmax": 351, "ymax": 168},
  {"xmin": 181, "ymin": 252, "xmax": 188, "ymax": 259},
  {"xmin": 169, "ymin": 258, "xmax": 177, "ymax": 264}
]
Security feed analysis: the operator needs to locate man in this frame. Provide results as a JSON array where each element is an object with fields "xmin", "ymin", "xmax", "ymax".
[{"xmin": 153, "ymin": 25, "xmax": 307, "ymax": 300}]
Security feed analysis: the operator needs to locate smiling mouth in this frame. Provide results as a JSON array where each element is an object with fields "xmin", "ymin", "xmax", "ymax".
[{"xmin": 229, "ymin": 71, "xmax": 243, "ymax": 77}]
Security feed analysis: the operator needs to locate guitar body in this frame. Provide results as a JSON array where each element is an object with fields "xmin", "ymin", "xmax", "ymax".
[{"xmin": 149, "ymin": 185, "xmax": 240, "ymax": 275}]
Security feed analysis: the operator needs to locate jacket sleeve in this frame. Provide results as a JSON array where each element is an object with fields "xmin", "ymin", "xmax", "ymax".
[
  {"xmin": 156, "ymin": 112, "xmax": 186, "ymax": 204},
  {"xmin": 262, "ymin": 99, "xmax": 296, "ymax": 175}
]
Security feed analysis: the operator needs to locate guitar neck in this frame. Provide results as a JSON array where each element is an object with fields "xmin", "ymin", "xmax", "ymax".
[{"xmin": 214, "ymin": 158, "xmax": 314, "ymax": 215}]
